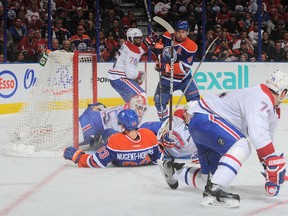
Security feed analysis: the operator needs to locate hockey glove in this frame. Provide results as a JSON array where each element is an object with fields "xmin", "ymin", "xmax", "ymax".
[
  {"xmin": 63, "ymin": 147, "xmax": 85, "ymax": 164},
  {"xmin": 161, "ymin": 131, "xmax": 176, "ymax": 148},
  {"xmin": 263, "ymin": 153, "xmax": 286, "ymax": 196},
  {"xmin": 143, "ymin": 32, "xmax": 159, "ymax": 47},
  {"xmin": 135, "ymin": 71, "xmax": 145, "ymax": 85}
]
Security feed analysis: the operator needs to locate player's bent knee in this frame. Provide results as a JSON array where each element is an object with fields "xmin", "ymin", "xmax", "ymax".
[{"xmin": 225, "ymin": 138, "xmax": 251, "ymax": 164}]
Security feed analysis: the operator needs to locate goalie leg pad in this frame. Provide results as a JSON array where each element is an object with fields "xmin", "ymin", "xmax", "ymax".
[{"xmin": 79, "ymin": 108, "xmax": 104, "ymax": 146}]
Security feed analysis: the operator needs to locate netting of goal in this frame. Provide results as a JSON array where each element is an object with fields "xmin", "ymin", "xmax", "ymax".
[{"xmin": 3, "ymin": 51, "xmax": 97, "ymax": 157}]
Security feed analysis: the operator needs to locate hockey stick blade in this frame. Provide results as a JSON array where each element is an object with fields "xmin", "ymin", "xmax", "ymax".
[{"xmin": 153, "ymin": 16, "xmax": 174, "ymax": 34}]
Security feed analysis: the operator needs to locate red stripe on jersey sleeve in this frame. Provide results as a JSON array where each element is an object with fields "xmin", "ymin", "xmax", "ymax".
[{"xmin": 257, "ymin": 143, "xmax": 275, "ymax": 161}]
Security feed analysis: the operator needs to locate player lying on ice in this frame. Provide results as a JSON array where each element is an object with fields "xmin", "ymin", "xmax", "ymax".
[
  {"xmin": 64, "ymin": 109, "xmax": 164, "ymax": 167},
  {"xmin": 140, "ymin": 106, "xmax": 198, "ymax": 161},
  {"xmin": 78, "ymin": 94, "xmax": 148, "ymax": 148},
  {"xmin": 158, "ymin": 69, "xmax": 287, "ymax": 208}
]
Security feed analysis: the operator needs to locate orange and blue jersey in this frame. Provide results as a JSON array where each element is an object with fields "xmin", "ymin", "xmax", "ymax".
[
  {"xmin": 77, "ymin": 128, "xmax": 164, "ymax": 168},
  {"xmin": 161, "ymin": 31, "xmax": 198, "ymax": 82}
]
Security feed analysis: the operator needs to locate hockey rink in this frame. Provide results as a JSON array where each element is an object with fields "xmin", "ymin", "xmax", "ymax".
[{"xmin": 0, "ymin": 105, "xmax": 287, "ymax": 216}]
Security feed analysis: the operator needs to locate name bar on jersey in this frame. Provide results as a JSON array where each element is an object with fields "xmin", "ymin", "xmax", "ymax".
[{"xmin": 116, "ymin": 149, "xmax": 154, "ymax": 161}]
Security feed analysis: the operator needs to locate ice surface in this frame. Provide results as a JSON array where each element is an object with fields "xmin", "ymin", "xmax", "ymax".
[{"xmin": 0, "ymin": 105, "xmax": 287, "ymax": 216}]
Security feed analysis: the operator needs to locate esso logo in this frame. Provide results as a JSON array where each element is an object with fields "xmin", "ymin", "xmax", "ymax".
[{"xmin": 0, "ymin": 70, "xmax": 18, "ymax": 98}]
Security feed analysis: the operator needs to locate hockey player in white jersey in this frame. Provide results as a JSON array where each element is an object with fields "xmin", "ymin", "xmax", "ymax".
[
  {"xmin": 141, "ymin": 106, "xmax": 198, "ymax": 160},
  {"xmin": 79, "ymin": 94, "xmax": 148, "ymax": 147},
  {"xmin": 108, "ymin": 28, "xmax": 152, "ymax": 112},
  {"xmin": 158, "ymin": 70, "xmax": 287, "ymax": 208}
]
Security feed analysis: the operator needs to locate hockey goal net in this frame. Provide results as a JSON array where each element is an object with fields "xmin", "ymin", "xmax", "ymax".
[{"xmin": 3, "ymin": 51, "xmax": 97, "ymax": 157}]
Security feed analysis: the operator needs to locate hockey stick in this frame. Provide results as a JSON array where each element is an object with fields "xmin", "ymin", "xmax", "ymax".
[
  {"xmin": 153, "ymin": 16, "xmax": 174, "ymax": 36},
  {"xmin": 158, "ymin": 54, "xmax": 164, "ymax": 121},
  {"xmin": 156, "ymin": 33, "xmax": 220, "ymax": 141},
  {"xmin": 153, "ymin": 16, "xmax": 175, "ymax": 133},
  {"xmin": 144, "ymin": 0, "xmax": 153, "ymax": 32}
]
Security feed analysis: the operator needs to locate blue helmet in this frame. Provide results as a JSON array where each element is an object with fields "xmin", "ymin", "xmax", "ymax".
[
  {"xmin": 118, "ymin": 109, "xmax": 139, "ymax": 130},
  {"xmin": 175, "ymin": 21, "xmax": 189, "ymax": 31}
]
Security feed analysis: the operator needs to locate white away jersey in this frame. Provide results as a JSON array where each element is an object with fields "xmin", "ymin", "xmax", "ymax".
[
  {"xmin": 100, "ymin": 106, "xmax": 123, "ymax": 131},
  {"xmin": 108, "ymin": 41, "xmax": 145, "ymax": 80},
  {"xmin": 157, "ymin": 112, "xmax": 197, "ymax": 158},
  {"xmin": 195, "ymin": 84, "xmax": 279, "ymax": 151}
]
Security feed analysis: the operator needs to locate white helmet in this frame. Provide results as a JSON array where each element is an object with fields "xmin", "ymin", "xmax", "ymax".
[
  {"xmin": 124, "ymin": 94, "xmax": 148, "ymax": 121},
  {"xmin": 126, "ymin": 28, "xmax": 143, "ymax": 43},
  {"xmin": 266, "ymin": 70, "xmax": 288, "ymax": 95}
]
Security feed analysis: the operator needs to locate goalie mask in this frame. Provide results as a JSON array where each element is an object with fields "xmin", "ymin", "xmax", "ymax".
[
  {"xmin": 266, "ymin": 70, "xmax": 288, "ymax": 102},
  {"xmin": 124, "ymin": 94, "xmax": 148, "ymax": 121}
]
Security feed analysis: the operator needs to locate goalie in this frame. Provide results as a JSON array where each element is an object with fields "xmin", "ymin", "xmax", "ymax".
[
  {"xmin": 158, "ymin": 69, "xmax": 287, "ymax": 208},
  {"xmin": 64, "ymin": 109, "xmax": 163, "ymax": 167},
  {"xmin": 79, "ymin": 94, "xmax": 148, "ymax": 147}
]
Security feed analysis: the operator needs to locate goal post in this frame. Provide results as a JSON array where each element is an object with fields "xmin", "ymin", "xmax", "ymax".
[{"xmin": 3, "ymin": 50, "xmax": 97, "ymax": 157}]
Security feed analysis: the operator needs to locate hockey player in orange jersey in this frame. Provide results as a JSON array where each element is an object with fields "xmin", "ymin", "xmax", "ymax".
[
  {"xmin": 64, "ymin": 109, "xmax": 164, "ymax": 167},
  {"xmin": 154, "ymin": 20, "xmax": 200, "ymax": 121}
]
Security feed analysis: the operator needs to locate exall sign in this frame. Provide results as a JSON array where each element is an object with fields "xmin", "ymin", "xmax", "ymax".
[{"xmin": 194, "ymin": 65, "xmax": 249, "ymax": 91}]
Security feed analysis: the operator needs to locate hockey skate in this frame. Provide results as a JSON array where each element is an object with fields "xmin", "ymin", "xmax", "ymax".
[
  {"xmin": 201, "ymin": 180, "xmax": 240, "ymax": 208},
  {"xmin": 158, "ymin": 160, "xmax": 184, "ymax": 189}
]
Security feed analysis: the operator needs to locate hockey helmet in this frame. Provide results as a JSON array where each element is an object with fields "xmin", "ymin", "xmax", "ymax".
[
  {"xmin": 124, "ymin": 94, "xmax": 148, "ymax": 120},
  {"xmin": 126, "ymin": 28, "xmax": 143, "ymax": 43},
  {"xmin": 175, "ymin": 21, "xmax": 189, "ymax": 31},
  {"xmin": 266, "ymin": 70, "xmax": 288, "ymax": 96},
  {"xmin": 118, "ymin": 109, "xmax": 139, "ymax": 130}
]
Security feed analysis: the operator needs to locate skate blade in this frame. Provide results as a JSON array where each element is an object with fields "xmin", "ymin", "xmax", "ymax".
[{"xmin": 201, "ymin": 195, "xmax": 240, "ymax": 208}]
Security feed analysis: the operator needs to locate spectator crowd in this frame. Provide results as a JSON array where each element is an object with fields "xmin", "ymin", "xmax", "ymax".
[{"xmin": 0, "ymin": 0, "xmax": 287, "ymax": 63}]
